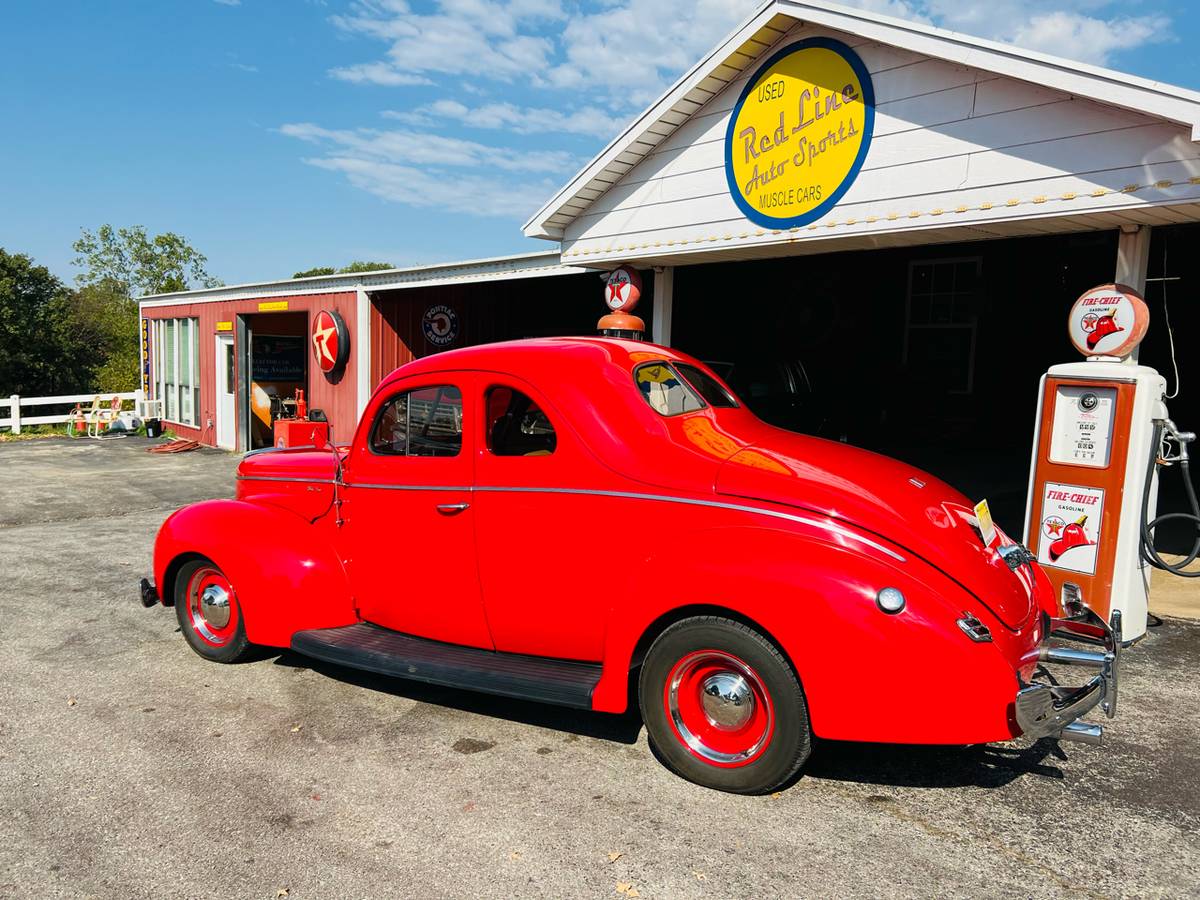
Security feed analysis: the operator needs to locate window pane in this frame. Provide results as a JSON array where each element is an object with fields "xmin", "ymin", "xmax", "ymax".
[
  {"xmin": 634, "ymin": 362, "xmax": 705, "ymax": 417},
  {"xmin": 181, "ymin": 320, "xmax": 193, "ymax": 424},
  {"xmin": 371, "ymin": 385, "xmax": 463, "ymax": 456},
  {"xmin": 486, "ymin": 387, "xmax": 556, "ymax": 456},
  {"xmin": 165, "ymin": 320, "xmax": 176, "ymax": 420},
  {"xmin": 675, "ymin": 363, "xmax": 738, "ymax": 408}
]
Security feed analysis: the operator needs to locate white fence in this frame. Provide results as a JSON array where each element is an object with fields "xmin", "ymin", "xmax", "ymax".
[{"xmin": 0, "ymin": 390, "xmax": 156, "ymax": 434}]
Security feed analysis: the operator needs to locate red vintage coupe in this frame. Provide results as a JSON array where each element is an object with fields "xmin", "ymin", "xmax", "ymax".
[{"xmin": 142, "ymin": 337, "xmax": 1120, "ymax": 793}]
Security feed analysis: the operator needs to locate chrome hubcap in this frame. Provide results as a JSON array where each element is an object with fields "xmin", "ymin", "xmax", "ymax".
[
  {"xmin": 700, "ymin": 672, "xmax": 754, "ymax": 730},
  {"xmin": 200, "ymin": 585, "xmax": 231, "ymax": 629},
  {"xmin": 665, "ymin": 650, "xmax": 774, "ymax": 767}
]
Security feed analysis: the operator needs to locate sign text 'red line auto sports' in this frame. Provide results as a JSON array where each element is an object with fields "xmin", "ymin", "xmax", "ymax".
[{"xmin": 724, "ymin": 37, "xmax": 875, "ymax": 229}]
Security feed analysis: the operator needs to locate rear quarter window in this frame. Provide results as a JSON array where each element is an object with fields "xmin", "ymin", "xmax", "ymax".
[{"xmin": 634, "ymin": 362, "xmax": 705, "ymax": 417}]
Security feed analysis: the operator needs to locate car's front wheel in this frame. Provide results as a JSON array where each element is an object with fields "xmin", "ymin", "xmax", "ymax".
[
  {"xmin": 173, "ymin": 558, "xmax": 254, "ymax": 663},
  {"xmin": 639, "ymin": 616, "xmax": 811, "ymax": 794}
]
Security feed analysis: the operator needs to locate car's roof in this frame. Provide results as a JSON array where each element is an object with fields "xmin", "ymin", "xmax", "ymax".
[{"xmin": 378, "ymin": 336, "xmax": 693, "ymax": 390}]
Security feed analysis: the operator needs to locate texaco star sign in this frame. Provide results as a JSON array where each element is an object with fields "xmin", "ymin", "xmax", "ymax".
[{"xmin": 311, "ymin": 309, "xmax": 349, "ymax": 380}]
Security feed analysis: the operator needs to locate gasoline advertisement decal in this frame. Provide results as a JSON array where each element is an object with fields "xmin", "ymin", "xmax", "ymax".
[
  {"xmin": 724, "ymin": 37, "xmax": 875, "ymax": 229},
  {"xmin": 1037, "ymin": 481, "xmax": 1106, "ymax": 575},
  {"xmin": 1066, "ymin": 283, "xmax": 1150, "ymax": 359}
]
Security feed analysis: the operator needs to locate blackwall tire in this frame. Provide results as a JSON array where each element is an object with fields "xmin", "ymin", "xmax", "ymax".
[
  {"xmin": 173, "ymin": 558, "xmax": 254, "ymax": 664},
  {"xmin": 639, "ymin": 616, "xmax": 811, "ymax": 794}
]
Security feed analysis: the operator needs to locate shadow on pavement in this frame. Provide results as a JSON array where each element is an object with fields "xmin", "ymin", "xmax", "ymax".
[
  {"xmin": 273, "ymin": 649, "xmax": 645, "ymax": 745},
  {"xmin": 274, "ymin": 649, "xmax": 1070, "ymax": 791},
  {"xmin": 802, "ymin": 736, "xmax": 1068, "ymax": 789}
]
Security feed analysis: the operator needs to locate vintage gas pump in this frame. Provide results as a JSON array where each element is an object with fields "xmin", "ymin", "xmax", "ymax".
[{"xmin": 1024, "ymin": 283, "xmax": 1197, "ymax": 643}]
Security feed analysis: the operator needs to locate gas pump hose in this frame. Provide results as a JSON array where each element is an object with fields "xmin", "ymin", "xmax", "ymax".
[{"xmin": 1140, "ymin": 421, "xmax": 1200, "ymax": 577}]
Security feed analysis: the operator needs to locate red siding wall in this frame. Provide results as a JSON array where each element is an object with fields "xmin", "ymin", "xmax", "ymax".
[{"xmin": 143, "ymin": 291, "xmax": 359, "ymax": 450}]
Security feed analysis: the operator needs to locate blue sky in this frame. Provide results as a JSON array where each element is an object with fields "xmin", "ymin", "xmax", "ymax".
[{"xmin": 2, "ymin": 0, "xmax": 1199, "ymax": 288}]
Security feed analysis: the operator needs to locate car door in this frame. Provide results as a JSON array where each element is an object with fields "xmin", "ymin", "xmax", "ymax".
[
  {"xmin": 472, "ymin": 377, "xmax": 610, "ymax": 662},
  {"xmin": 340, "ymin": 376, "xmax": 493, "ymax": 649}
]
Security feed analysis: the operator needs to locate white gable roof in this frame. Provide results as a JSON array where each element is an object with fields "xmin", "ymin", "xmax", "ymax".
[{"xmin": 524, "ymin": 0, "xmax": 1200, "ymax": 241}]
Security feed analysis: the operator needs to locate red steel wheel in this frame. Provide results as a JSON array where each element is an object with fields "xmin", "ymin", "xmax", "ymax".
[
  {"xmin": 640, "ymin": 616, "xmax": 811, "ymax": 793},
  {"xmin": 664, "ymin": 650, "xmax": 774, "ymax": 767},
  {"xmin": 174, "ymin": 558, "xmax": 254, "ymax": 663}
]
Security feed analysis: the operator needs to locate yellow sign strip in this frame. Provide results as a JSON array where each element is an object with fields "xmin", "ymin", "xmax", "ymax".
[{"xmin": 258, "ymin": 300, "xmax": 288, "ymax": 312}]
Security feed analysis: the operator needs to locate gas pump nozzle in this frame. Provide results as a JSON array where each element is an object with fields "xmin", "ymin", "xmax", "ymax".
[{"xmin": 1157, "ymin": 418, "xmax": 1195, "ymax": 465}]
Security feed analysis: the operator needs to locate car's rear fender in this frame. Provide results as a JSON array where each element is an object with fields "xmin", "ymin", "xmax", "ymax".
[
  {"xmin": 153, "ymin": 499, "xmax": 356, "ymax": 647},
  {"xmin": 595, "ymin": 524, "xmax": 1029, "ymax": 745}
]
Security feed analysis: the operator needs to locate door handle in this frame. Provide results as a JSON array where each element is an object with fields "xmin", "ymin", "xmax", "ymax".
[{"xmin": 436, "ymin": 502, "xmax": 470, "ymax": 515}]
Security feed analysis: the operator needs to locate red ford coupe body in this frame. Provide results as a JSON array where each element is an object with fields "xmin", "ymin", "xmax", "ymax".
[{"xmin": 145, "ymin": 337, "xmax": 1119, "ymax": 793}]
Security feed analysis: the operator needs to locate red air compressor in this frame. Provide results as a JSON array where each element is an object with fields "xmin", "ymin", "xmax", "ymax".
[{"xmin": 272, "ymin": 390, "xmax": 330, "ymax": 449}]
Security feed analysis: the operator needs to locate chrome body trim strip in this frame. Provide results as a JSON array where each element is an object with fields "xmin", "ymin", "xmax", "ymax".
[
  {"xmin": 474, "ymin": 486, "xmax": 906, "ymax": 561},
  {"xmin": 237, "ymin": 476, "xmax": 335, "ymax": 486},
  {"xmin": 234, "ymin": 477, "xmax": 905, "ymax": 562}
]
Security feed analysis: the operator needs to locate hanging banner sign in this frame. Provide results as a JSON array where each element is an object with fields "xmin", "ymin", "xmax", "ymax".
[
  {"xmin": 724, "ymin": 37, "xmax": 874, "ymax": 229},
  {"xmin": 141, "ymin": 318, "xmax": 151, "ymax": 395}
]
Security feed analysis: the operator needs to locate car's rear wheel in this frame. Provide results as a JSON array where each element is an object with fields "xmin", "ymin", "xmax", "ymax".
[
  {"xmin": 639, "ymin": 616, "xmax": 811, "ymax": 794},
  {"xmin": 174, "ymin": 558, "xmax": 253, "ymax": 663}
]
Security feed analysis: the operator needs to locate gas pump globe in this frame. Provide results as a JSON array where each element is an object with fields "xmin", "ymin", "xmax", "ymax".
[{"xmin": 1024, "ymin": 283, "xmax": 1196, "ymax": 643}]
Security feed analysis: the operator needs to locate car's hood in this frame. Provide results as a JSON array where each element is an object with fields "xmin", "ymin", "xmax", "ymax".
[{"xmin": 714, "ymin": 432, "xmax": 1035, "ymax": 629}]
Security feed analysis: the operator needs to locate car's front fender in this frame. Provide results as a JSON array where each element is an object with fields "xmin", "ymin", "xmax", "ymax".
[
  {"xmin": 153, "ymin": 499, "xmax": 355, "ymax": 647},
  {"xmin": 594, "ymin": 523, "xmax": 1027, "ymax": 745}
]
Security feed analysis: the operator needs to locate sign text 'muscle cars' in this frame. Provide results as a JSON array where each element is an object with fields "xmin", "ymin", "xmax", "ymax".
[{"xmin": 724, "ymin": 38, "xmax": 875, "ymax": 229}]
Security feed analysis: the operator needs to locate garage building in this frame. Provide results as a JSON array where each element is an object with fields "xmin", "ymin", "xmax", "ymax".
[{"xmin": 138, "ymin": 0, "xmax": 1199, "ymax": 542}]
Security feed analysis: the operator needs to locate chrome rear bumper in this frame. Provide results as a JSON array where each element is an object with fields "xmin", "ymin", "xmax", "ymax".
[{"xmin": 1015, "ymin": 608, "xmax": 1121, "ymax": 745}]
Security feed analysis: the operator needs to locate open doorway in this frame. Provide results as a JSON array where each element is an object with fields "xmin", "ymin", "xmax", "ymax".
[{"xmin": 245, "ymin": 312, "xmax": 308, "ymax": 450}]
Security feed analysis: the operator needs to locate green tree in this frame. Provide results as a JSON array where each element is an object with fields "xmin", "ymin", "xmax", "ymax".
[
  {"xmin": 339, "ymin": 260, "xmax": 393, "ymax": 273},
  {"xmin": 293, "ymin": 266, "xmax": 337, "ymax": 279},
  {"xmin": 0, "ymin": 248, "xmax": 76, "ymax": 395},
  {"xmin": 53, "ymin": 279, "xmax": 140, "ymax": 392},
  {"xmin": 73, "ymin": 224, "xmax": 222, "ymax": 297}
]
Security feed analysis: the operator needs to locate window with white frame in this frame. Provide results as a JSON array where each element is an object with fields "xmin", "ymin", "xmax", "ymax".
[
  {"xmin": 904, "ymin": 258, "xmax": 981, "ymax": 394},
  {"xmin": 152, "ymin": 317, "xmax": 200, "ymax": 426}
]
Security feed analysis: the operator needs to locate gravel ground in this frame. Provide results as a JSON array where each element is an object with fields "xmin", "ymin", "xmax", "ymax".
[{"xmin": 1, "ymin": 437, "xmax": 1198, "ymax": 899}]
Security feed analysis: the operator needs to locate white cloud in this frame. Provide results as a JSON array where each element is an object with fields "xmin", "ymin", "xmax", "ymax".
[
  {"xmin": 213, "ymin": 0, "xmax": 241, "ymax": 6},
  {"xmin": 280, "ymin": 122, "xmax": 575, "ymax": 173},
  {"xmin": 384, "ymin": 100, "xmax": 616, "ymax": 139},
  {"xmin": 880, "ymin": 0, "xmax": 1172, "ymax": 66},
  {"xmin": 329, "ymin": 0, "xmax": 563, "ymax": 83},
  {"xmin": 228, "ymin": 62, "xmax": 259, "ymax": 73},
  {"xmin": 279, "ymin": 122, "xmax": 575, "ymax": 218},
  {"xmin": 304, "ymin": 156, "xmax": 554, "ymax": 217},
  {"xmin": 329, "ymin": 62, "xmax": 432, "ymax": 86}
]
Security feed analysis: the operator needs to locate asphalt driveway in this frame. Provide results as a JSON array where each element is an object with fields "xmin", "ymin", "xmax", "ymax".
[{"xmin": 1, "ymin": 438, "xmax": 1198, "ymax": 898}]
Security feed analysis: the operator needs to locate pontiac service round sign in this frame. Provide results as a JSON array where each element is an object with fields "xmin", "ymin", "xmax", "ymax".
[
  {"xmin": 1068, "ymin": 283, "xmax": 1149, "ymax": 358},
  {"xmin": 311, "ymin": 309, "xmax": 350, "ymax": 380},
  {"xmin": 724, "ymin": 38, "xmax": 874, "ymax": 229},
  {"xmin": 605, "ymin": 265, "xmax": 642, "ymax": 312},
  {"xmin": 422, "ymin": 304, "xmax": 459, "ymax": 347}
]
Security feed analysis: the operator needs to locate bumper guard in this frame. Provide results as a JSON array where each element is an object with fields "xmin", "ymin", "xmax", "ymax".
[{"xmin": 1015, "ymin": 607, "xmax": 1121, "ymax": 745}]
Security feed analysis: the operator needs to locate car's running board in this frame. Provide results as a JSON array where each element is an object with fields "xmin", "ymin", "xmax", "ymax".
[{"xmin": 290, "ymin": 623, "xmax": 602, "ymax": 709}]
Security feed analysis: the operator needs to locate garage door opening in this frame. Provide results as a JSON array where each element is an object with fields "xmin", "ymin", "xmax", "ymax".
[{"xmin": 245, "ymin": 311, "xmax": 308, "ymax": 450}]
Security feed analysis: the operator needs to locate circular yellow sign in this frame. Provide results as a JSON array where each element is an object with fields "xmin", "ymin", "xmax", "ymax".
[{"xmin": 724, "ymin": 38, "xmax": 874, "ymax": 228}]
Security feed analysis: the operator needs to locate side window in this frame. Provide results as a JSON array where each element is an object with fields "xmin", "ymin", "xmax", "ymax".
[
  {"xmin": 486, "ymin": 386, "xmax": 556, "ymax": 456},
  {"xmin": 634, "ymin": 362, "xmax": 705, "ymax": 417},
  {"xmin": 370, "ymin": 385, "xmax": 463, "ymax": 457},
  {"xmin": 675, "ymin": 363, "xmax": 739, "ymax": 408}
]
